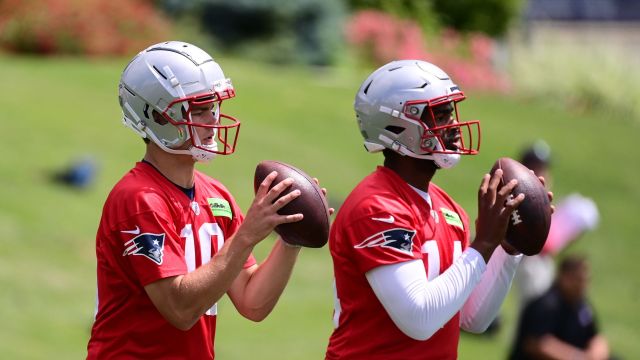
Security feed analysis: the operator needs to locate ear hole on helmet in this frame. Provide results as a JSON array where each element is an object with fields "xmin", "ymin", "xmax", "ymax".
[
  {"xmin": 152, "ymin": 110, "xmax": 168, "ymax": 125},
  {"xmin": 385, "ymin": 125, "xmax": 405, "ymax": 134}
]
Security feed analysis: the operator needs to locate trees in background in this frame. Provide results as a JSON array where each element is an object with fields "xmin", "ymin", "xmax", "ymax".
[
  {"xmin": 159, "ymin": 0, "xmax": 347, "ymax": 66},
  {"xmin": 344, "ymin": 0, "xmax": 519, "ymax": 92},
  {"xmin": 0, "ymin": 0, "xmax": 522, "ymax": 92}
]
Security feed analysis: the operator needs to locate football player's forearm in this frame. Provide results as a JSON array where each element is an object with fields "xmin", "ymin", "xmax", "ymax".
[
  {"xmin": 185, "ymin": 231, "xmax": 256, "ymax": 309},
  {"xmin": 366, "ymin": 248, "xmax": 486, "ymax": 341},
  {"xmin": 233, "ymin": 237, "xmax": 301, "ymax": 321},
  {"xmin": 146, "ymin": 231, "xmax": 256, "ymax": 330},
  {"xmin": 460, "ymin": 246, "xmax": 521, "ymax": 332}
]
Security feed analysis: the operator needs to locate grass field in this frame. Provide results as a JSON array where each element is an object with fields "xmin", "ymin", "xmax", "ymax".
[{"xmin": 0, "ymin": 54, "xmax": 638, "ymax": 359}]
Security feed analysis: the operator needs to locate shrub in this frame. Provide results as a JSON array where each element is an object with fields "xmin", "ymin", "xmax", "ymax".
[
  {"xmin": 346, "ymin": 0, "xmax": 523, "ymax": 37},
  {"xmin": 0, "ymin": 0, "xmax": 172, "ymax": 56},
  {"xmin": 346, "ymin": 10, "xmax": 510, "ymax": 92},
  {"xmin": 432, "ymin": 0, "xmax": 523, "ymax": 37},
  {"xmin": 171, "ymin": 0, "xmax": 346, "ymax": 66},
  {"xmin": 345, "ymin": 10, "xmax": 428, "ymax": 65},
  {"xmin": 345, "ymin": 0, "xmax": 440, "ymax": 33}
]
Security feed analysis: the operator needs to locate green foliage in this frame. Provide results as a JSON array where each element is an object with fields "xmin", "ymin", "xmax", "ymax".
[
  {"xmin": 346, "ymin": 0, "xmax": 440, "ymax": 33},
  {"xmin": 510, "ymin": 42, "xmax": 640, "ymax": 124},
  {"xmin": 162, "ymin": 0, "xmax": 346, "ymax": 66},
  {"xmin": 0, "ymin": 55, "xmax": 638, "ymax": 359},
  {"xmin": 432, "ymin": 0, "xmax": 523, "ymax": 37},
  {"xmin": 346, "ymin": 0, "xmax": 522, "ymax": 37}
]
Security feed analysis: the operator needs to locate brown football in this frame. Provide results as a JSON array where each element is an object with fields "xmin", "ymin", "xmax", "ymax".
[
  {"xmin": 254, "ymin": 160, "xmax": 330, "ymax": 248},
  {"xmin": 490, "ymin": 157, "xmax": 552, "ymax": 255}
]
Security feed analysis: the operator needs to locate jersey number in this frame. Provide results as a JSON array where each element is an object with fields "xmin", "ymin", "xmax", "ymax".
[
  {"xmin": 421, "ymin": 240, "xmax": 462, "ymax": 280},
  {"xmin": 180, "ymin": 223, "xmax": 224, "ymax": 316}
]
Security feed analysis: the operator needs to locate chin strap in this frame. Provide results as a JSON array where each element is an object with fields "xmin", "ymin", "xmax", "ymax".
[
  {"xmin": 432, "ymin": 153, "xmax": 460, "ymax": 169},
  {"xmin": 189, "ymin": 144, "xmax": 218, "ymax": 162}
]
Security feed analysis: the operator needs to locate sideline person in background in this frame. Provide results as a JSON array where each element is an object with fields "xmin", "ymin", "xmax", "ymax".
[
  {"xmin": 514, "ymin": 140, "xmax": 599, "ymax": 308},
  {"xmin": 509, "ymin": 255, "xmax": 611, "ymax": 360},
  {"xmin": 325, "ymin": 60, "xmax": 551, "ymax": 359},
  {"xmin": 87, "ymin": 41, "xmax": 328, "ymax": 359}
]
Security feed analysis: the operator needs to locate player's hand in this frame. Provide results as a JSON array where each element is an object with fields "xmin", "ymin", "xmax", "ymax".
[
  {"xmin": 237, "ymin": 171, "xmax": 303, "ymax": 246},
  {"xmin": 313, "ymin": 177, "xmax": 335, "ymax": 216},
  {"xmin": 536, "ymin": 174, "xmax": 556, "ymax": 215},
  {"xmin": 472, "ymin": 169, "xmax": 525, "ymax": 262}
]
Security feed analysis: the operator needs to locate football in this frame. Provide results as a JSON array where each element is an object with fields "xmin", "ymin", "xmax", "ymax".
[
  {"xmin": 254, "ymin": 160, "xmax": 330, "ymax": 248},
  {"xmin": 490, "ymin": 157, "xmax": 552, "ymax": 255}
]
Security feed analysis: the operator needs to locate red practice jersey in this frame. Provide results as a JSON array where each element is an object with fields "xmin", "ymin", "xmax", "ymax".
[
  {"xmin": 326, "ymin": 166, "xmax": 471, "ymax": 360},
  {"xmin": 87, "ymin": 162, "xmax": 256, "ymax": 359}
]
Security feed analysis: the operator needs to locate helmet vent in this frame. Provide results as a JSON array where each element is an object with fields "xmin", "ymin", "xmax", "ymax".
[
  {"xmin": 123, "ymin": 86, "xmax": 136, "ymax": 96},
  {"xmin": 363, "ymin": 80, "xmax": 373, "ymax": 95},
  {"xmin": 152, "ymin": 65, "xmax": 168, "ymax": 80},
  {"xmin": 388, "ymin": 66, "xmax": 402, "ymax": 72},
  {"xmin": 385, "ymin": 125, "xmax": 405, "ymax": 134},
  {"xmin": 418, "ymin": 82, "xmax": 429, "ymax": 88}
]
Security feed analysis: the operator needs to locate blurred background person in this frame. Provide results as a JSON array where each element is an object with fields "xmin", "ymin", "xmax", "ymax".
[
  {"xmin": 509, "ymin": 255, "xmax": 611, "ymax": 360},
  {"xmin": 484, "ymin": 140, "xmax": 600, "ymax": 335},
  {"xmin": 514, "ymin": 140, "xmax": 600, "ymax": 309}
]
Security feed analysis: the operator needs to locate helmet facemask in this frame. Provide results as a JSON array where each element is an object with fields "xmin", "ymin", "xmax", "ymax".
[
  {"xmin": 161, "ymin": 82, "xmax": 240, "ymax": 161},
  {"xmin": 151, "ymin": 79, "xmax": 240, "ymax": 162},
  {"xmin": 404, "ymin": 93, "xmax": 480, "ymax": 157},
  {"xmin": 374, "ymin": 93, "xmax": 480, "ymax": 169}
]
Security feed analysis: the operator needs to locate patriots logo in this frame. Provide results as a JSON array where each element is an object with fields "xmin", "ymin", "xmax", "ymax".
[
  {"xmin": 123, "ymin": 233, "xmax": 166, "ymax": 265},
  {"xmin": 354, "ymin": 228, "xmax": 416, "ymax": 255}
]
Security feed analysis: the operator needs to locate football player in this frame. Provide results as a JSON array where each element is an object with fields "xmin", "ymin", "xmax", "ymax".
[
  {"xmin": 326, "ymin": 60, "xmax": 533, "ymax": 359},
  {"xmin": 87, "ymin": 41, "xmax": 323, "ymax": 359}
]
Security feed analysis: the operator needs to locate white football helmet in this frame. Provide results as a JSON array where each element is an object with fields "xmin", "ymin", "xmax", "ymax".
[
  {"xmin": 355, "ymin": 60, "xmax": 480, "ymax": 168},
  {"xmin": 118, "ymin": 41, "xmax": 240, "ymax": 162}
]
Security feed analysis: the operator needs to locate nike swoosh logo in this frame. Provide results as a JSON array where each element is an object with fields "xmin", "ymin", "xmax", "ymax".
[
  {"xmin": 121, "ymin": 226, "xmax": 140, "ymax": 235},
  {"xmin": 371, "ymin": 215, "xmax": 395, "ymax": 224}
]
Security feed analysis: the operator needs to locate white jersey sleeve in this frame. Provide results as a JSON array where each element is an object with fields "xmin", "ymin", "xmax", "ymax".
[
  {"xmin": 366, "ymin": 248, "xmax": 486, "ymax": 341},
  {"xmin": 459, "ymin": 245, "xmax": 522, "ymax": 333}
]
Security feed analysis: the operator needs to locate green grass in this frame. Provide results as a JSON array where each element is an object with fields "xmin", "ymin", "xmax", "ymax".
[{"xmin": 0, "ymin": 55, "xmax": 638, "ymax": 359}]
